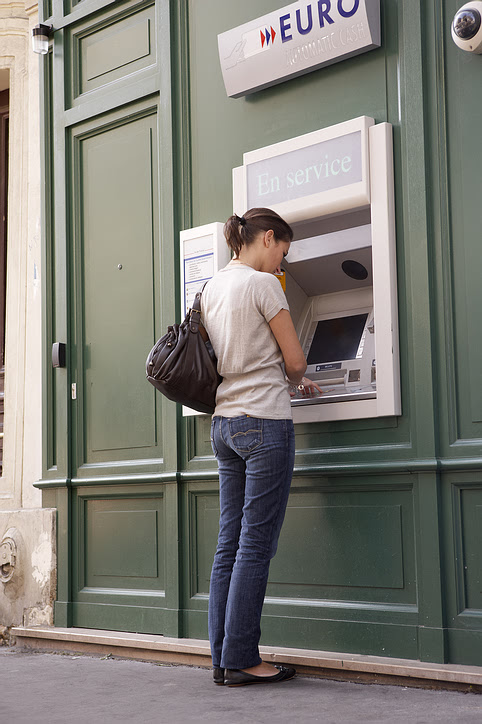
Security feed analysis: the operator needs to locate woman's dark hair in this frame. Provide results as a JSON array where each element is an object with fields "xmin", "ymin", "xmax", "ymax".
[{"xmin": 224, "ymin": 207, "xmax": 293, "ymax": 257}]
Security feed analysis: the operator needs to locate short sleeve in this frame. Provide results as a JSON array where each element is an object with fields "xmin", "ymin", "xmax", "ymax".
[{"xmin": 252, "ymin": 272, "xmax": 290, "ymax": 323}]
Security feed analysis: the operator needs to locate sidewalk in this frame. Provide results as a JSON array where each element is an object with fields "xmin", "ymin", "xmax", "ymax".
[{"xmin": 1, "ymin": 648, "xmax": 481, "ymax": 724}]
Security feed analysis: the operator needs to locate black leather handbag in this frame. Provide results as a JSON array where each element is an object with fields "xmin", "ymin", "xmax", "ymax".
[{"xmin": 145, "ymin": 289, "xmax": 221, "ymax": 414}]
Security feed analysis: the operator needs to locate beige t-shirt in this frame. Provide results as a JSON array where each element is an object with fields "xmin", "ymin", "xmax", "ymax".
[{"xmin": 202, "ymin": 262, "xmax": 292, "ymax": 419}]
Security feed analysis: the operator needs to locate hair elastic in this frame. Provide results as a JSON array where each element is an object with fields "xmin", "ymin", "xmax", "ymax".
[{"xmin": 238, "ymin": 215, "xmax": 247, "ymax": 227}]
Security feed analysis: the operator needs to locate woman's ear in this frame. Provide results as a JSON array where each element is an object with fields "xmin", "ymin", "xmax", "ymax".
[{"xmin": 264, "ymin": 230, "xmax": 275, "ymax": 247}]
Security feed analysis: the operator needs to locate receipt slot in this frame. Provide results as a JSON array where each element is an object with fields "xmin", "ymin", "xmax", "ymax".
[{"xmin": 233, "ymin": 116, "xmax": 400, "ymax": 422}]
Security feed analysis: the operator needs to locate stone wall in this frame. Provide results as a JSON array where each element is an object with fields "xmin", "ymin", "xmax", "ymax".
[
  {"xmin": 0, "ymin": 508, "xmax": 56, "ymax": 631},
  {"xmin": 0, "ymin": 2, "xmax": 56, "ymax": 632}
]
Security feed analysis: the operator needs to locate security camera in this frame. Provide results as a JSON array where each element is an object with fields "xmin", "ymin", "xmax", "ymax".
[{"xmin": 452, "ymin": 2, "xmax": 482, "ymax": 52}]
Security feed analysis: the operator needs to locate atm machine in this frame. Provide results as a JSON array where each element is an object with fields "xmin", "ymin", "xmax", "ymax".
[
  {"xmin": 233, "ymin": 116, "xmax": 400, "ymax": 423},
  {"xmin": 180, "ymin": 116, "xmax": 399, "ymax": 422}
]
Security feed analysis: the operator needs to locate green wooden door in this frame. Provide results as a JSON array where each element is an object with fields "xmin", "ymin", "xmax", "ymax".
[{"xmin": 40, "ymin": 0, "xmax": 181, "ymax": 633}]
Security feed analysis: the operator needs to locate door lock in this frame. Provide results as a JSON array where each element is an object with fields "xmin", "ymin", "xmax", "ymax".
[{"xmin": 52, "ymin": 342, "xmax": 66, "ymax": 368}]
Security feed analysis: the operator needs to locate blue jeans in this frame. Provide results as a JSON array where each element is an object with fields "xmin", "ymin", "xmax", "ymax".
[{"xmin": 208, "ymin": 415, "xmax": 295, "ymax": 670}]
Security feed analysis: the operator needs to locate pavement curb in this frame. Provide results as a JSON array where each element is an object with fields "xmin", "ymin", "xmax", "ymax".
[{"xmin": 10, "ymin": 626, "xmax": 482, "ymax": 693}]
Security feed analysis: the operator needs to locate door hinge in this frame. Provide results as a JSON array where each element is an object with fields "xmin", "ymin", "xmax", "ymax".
[{"xmin": 71, "ymin": 383, "xmax": 77, "ymax": 400}]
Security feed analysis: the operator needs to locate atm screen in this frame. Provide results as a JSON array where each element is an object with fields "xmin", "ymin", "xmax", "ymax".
[{"xmin": 307, "ymin": 313, "xmax": 369, "ymax": 365}]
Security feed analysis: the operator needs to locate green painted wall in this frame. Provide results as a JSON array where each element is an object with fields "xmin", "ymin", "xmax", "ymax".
[{"xmin": 38, "ymin": 0, "xmax": 482, "ymax": 665}]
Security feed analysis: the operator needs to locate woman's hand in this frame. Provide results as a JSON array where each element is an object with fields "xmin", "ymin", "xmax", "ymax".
[{"xmin": 287, "ymin": 376, "xmax": 323, "ymax": 398}]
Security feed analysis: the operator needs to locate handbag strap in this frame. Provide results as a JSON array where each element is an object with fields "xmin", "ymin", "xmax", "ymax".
[{"xmin": 189, "ymin": 281, "xmax": 208, "ymax": 333}]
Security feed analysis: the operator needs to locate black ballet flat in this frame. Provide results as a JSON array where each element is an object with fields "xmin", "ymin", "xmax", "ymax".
[
  {"xmin": 213, "ymin": 667, "xmax": 225, "ymax": 685},
  {"xmin": 224, "ymin": 665, "xmax": 296, "ymax": 687}
]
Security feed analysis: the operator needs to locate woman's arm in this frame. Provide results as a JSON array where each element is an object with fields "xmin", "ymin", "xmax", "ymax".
[{"xmin": 269, "ymin": 309, "xmax": 307, "ymax": 385}]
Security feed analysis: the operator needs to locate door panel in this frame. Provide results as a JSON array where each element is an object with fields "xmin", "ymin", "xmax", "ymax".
[
  {"xmin": 71, "ymin": 486, "xmax": 173, "ymax": 635},
  {"xmin": 70, "ymin": 2, "xmax": 156, "ymax": 105},
  {"xmin": 84, "ymin": 497, "xmax": 164, "ymax": 590},
  {"xmin": 443, "ymin": 476, "xmax": 482, "ymax": 665},
  {"xmin": 81, "ymin": 114, "xmax": 157, "ymax": 458},
  {"xmin": 71, "ymin": 105, "xmax": 162, "ymax": 471}
]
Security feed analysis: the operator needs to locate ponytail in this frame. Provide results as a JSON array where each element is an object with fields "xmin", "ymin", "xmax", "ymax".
[{"xmin": 224, "ymin": 208, "xmax": 293, "ymax": 257}]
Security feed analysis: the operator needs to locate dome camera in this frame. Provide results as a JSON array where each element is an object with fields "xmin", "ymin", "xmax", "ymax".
[{"xmin": 452, "ymin": 2, "xmax": 482, "ymax": 52}]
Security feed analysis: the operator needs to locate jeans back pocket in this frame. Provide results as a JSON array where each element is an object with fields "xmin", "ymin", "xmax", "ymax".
[{"xmin": 229, "ymin": 416, "xmax": 263, "ymax": 453}]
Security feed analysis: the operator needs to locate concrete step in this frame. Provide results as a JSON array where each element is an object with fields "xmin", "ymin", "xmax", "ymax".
[{"xmin": 10, "ymin": 626, "xmax": 482, "ymax": 692}]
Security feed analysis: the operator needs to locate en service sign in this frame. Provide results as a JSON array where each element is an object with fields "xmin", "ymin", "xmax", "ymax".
[
  {"xmin": 218, "ymin": 0, "xmax": 381, "ymax": 98},
  {"xmin": 246, "ymin": 131, "xmax": 362, "ymax": 208},
  {"xmin": 233, "ymin": 116, "xmax": 374, "ymax": 223}
]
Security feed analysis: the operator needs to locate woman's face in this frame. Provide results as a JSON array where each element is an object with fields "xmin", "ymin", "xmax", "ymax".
[{"xmin": 259, "ymin": 232, "xmax": 291, "ymax": 275}]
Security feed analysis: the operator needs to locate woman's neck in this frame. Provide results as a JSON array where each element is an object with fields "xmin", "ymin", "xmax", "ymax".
[{"xmin": 233, "ymin": 247, "xmax": 263, "ymax": 271}]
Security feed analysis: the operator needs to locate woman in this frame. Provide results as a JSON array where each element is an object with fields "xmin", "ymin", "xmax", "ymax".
[{"xmin": 202, "ymin": 207, "xmax": 321, "ymax": 687}]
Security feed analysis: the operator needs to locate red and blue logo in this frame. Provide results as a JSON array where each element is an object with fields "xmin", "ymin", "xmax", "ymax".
[
  {"xmin": 258, "ymin": 1, "xmax": 361, "ymax": 49},
  {"xmin": 260, "ymin": 26, "xmax": 277, "ymax": 47}
]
